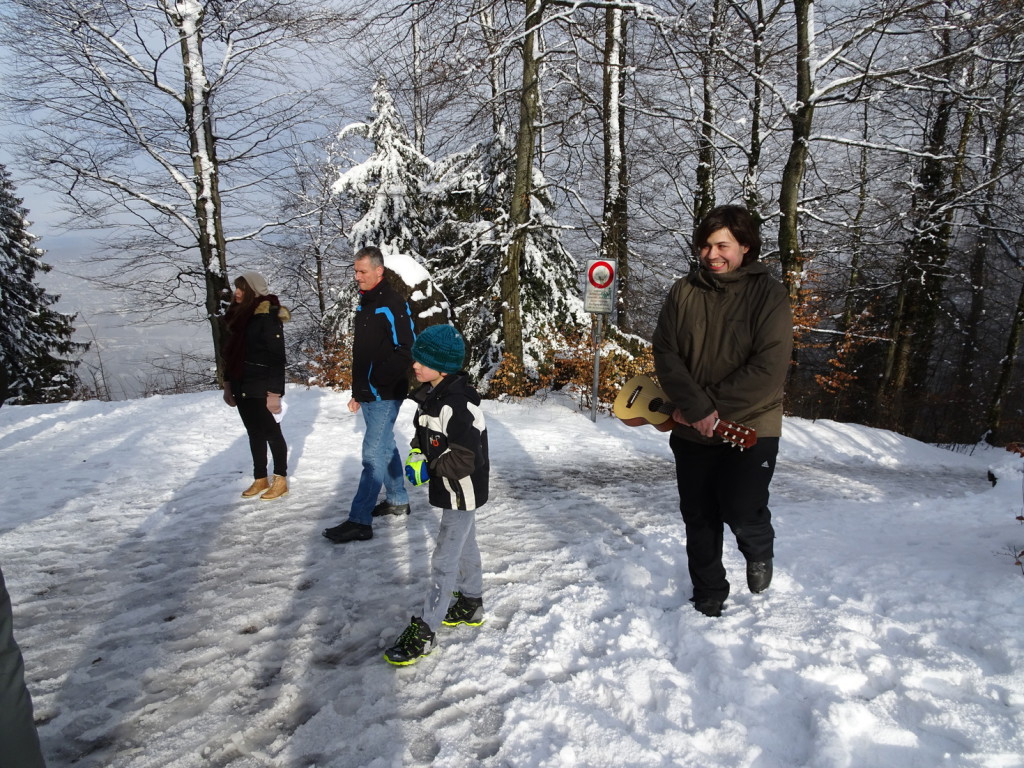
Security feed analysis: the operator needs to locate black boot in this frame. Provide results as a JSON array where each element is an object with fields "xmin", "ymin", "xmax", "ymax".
[
  {"xmin": 322, "ymin": 521, "xmax": 373, "ymax": 543},
  {"xmin": 747, "ymin": 559, "xmax": 773, "ymax": 593},
  {"xmin": 384, "ymin": 617, "xmax": 435, "ymax": 665},
  {"xmin": 692, "ymin": 597, "xmax": 724, "ymax": 618},
  {"xmin": 372, "ymin": 500, "xmax": 410, "ymax": 517}
]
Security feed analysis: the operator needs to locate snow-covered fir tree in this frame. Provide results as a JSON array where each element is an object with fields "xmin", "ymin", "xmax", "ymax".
[
  {"xmin": 330, "ymin": 77, "xmax": 433, "ymax": 257},
  {"xmin": 425, "ymin": 139, "xmax": 507, "ymax": 381},
  {"xmin": 426, "ymin": 129, "xmax": 589, "ymax": 387},
  {"xmin": 0, "ymin": 164, "xmax": 82, "ymax": 405},
  {"xmin": 326, "ymin": 83, "xmax": 588, "ymax": 391},
  {"xmin": 323, "ymin": 78, "xmax": 450, "ymax": 345}
]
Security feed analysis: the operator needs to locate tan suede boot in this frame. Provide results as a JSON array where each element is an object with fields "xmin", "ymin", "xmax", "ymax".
[
  {"xmin": 260, "ymin": 474, "xmax": 288, "ymax": 500},
  {"xmin": 241, "ymin": 477, "xmax": 271, "ymax": 498}
]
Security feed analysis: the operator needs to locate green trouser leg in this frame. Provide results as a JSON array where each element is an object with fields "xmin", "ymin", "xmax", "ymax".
[{"xmin": 0, "ymin": 566, "xmax": 46, "ymax": 768}]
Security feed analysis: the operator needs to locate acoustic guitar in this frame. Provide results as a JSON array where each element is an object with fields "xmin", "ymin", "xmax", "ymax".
[{"xmin": 613, "ymin": 374, "xmax": 757, "ymax": 450}]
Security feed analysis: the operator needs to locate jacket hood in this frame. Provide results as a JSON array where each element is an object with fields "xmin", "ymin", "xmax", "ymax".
[
  {"xmin": 256, "ymin": 297, "xmax": 291, "ymax": 322},
  {"xmin": 412, "ymin": 371, "xmax": 473, "ymax": 404},
  {"xmin": 691, "ymin": 261, "xmax": 770, "ymax": 291}
]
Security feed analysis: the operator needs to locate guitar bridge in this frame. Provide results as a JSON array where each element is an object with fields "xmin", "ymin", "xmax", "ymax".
[{"xmin": 626, "ymin": 385, "xmax": 642, "ymax": 408}]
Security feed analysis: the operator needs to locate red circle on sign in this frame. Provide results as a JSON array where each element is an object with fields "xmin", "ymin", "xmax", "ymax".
[{"xmin": 588, "ymin": 261, "xmax": 614, "ymax": 289}]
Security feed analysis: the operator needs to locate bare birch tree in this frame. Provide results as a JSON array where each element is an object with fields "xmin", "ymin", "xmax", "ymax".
[
  {"xmin": 601, "ymin": 6, "xmax": 632, "ymax": 331},
  {"xmin": 0, "ymin": 0, "xmax": 350, "ymax": 376}
]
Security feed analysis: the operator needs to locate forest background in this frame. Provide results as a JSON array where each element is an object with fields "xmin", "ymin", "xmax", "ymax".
[{"xmin": 2, "ymin": 0, "xmax": 1024, "ymax": 446}]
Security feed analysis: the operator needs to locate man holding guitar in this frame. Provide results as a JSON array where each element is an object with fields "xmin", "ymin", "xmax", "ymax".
[{"xmin": 652, "ymin": 205, "xmax": 793, "ymax": 618}]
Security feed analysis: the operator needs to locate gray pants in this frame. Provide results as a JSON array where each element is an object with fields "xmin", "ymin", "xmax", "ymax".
[
  {"xmin": 421, "ymin": 509, "xmax": 482, "ymax": 633},
  {"xmin": 0, "ymin": 566, "xmax": 46, "ymax": 768}
]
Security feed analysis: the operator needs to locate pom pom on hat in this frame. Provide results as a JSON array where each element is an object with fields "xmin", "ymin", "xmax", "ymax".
[
  {"xmin": 412, "ymin": 324, "xmax": 465, "ymax": 374},
  {"xmin": 240, "ymin": 271, "xmax": 270, "ymax": 297}
]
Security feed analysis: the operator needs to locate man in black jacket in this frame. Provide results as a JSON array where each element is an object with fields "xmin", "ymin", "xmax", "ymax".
[{"xmin": 324, "ymin": 246, "xmax": 416, "ymax": 543}]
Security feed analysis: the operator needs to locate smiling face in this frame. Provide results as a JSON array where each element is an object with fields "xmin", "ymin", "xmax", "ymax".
[{"xmin": 699, "ymin": 227, "xmax": 749, "ymax": 275}]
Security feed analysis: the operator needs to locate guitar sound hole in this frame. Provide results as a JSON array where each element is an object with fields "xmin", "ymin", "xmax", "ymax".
[{"xmin": 650, "ymin": 398, "xmax": 664, "ymax": 413}]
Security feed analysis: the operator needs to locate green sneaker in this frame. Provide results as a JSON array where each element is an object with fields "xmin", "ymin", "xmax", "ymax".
[
  {"xmin": 384, "ymin": 617, "xmax": 435, "ymax": 666},
  {"xmin": 442, "ymin": 592, "xmax": 485, "ymax": 627}
]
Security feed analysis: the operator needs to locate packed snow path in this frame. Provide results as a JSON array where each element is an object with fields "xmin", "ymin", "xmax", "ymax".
[{"xmin": 1, "ymin": 388, "xmax": 1021, "ymax": 767}]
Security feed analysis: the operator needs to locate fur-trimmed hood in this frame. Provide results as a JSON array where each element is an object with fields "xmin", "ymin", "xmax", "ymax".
[{"xmin": 255, "ymin": 297, "xmax": 291, "ymax": 323}]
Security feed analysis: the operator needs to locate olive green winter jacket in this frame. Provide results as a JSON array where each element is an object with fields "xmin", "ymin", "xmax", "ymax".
[{"xmin": 652, "ymin": 262, "xmax": 793, "ymax": 443}]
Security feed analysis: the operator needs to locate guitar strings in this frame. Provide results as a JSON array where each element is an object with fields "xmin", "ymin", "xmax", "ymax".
[{"xmin": 619, "ymin": 387, "xmax": 674, "ymax": 415}]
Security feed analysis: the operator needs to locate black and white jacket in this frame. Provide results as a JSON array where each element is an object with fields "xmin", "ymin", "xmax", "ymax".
[{"xmin": 410, "ymin": 373, "xmax": 489, "ymax": 511}]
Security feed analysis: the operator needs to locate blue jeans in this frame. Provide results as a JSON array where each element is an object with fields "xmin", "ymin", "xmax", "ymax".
[{"xmin": 349, "ymin": 399, "xmax": 408, "ymax": 525}]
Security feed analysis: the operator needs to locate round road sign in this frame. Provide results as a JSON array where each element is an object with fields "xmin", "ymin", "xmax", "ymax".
[{"xmin": 588, "ymin": 260, "xmax": 615, "ymax": 289}]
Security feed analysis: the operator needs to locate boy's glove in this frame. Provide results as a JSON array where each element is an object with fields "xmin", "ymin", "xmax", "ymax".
[{"xmin": 405, "ymin": 449, "xmax": 429, "ymax": 486}]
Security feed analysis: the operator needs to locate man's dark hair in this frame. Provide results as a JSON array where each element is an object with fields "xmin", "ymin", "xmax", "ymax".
[
  {"xmin": 694, "ymin": 205, "xmax": 761, "ymax": 265},
  {"xmin": 354, "ymin": 245, "xmax": 385, "ymax": 269}
]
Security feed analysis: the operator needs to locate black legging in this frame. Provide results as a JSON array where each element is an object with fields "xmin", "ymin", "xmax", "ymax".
[{"xmin": 236, "ymin": 396, "xmax": 288, "ymax": 479}]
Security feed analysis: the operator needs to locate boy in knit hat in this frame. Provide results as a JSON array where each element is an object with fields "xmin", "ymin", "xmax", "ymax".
[{"xmin": 384, "ymin": 324, "xmax": 490, "ymax": 666}]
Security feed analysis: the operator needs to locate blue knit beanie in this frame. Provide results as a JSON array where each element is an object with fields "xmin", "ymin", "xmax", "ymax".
[{"xmin": 412, "ymin": 325, "xmax": 465, "ymax": 374}]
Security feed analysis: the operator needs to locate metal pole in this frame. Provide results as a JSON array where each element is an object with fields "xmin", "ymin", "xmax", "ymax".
[{"xmin": 591, "ymin": 314, "xmax": 601, "ymax": 422}]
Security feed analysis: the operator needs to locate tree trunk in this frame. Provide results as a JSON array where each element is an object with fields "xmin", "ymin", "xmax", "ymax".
[
  {"xmin": 411, "ymin": 3, "xmax": 426, "ymax": 153},
  {"xmin": 168, "ymin": 1, "xmax": 230, "ymax": 380},
  {"xmin": 693, "ymin": 0, "xmax": 722, "ymax": 231},
  {"xmin": 880, "ymin": 19, "xmax": 963, "ymax": 425},
  {"xmin": 740, "ymin": 0, "xmax": 766, "ymax": 216},
  {"xmin": 502, "ymin": 0, "xmax": 544, "ymax": 371},
  {"xmin": 987, "ymin": 271, "xmax": 1024, "ymax": 442},
  {"xmin": 841, "ymin": 102, "xmax": 871, "ymax": 333},
  {"xmin": 909, "ymin": 84, "xmax": 974, "ymax": 392},
  {"xmin": 832, "ymin": 103, "xmax": 872, "ymax": 420},
  {"xmin": 479, "ymin": 8, "xmax": 503, "ymax": 136},
  {"xmin": 959, "ymin": 73, "xmax": 1015, "ymax": 401},
  {"xmin": 777, "ymin": 0, "xmax": 814, "ymax": 308},
  {"xmin": 602, "ymin": 6, "xmax": 630, "ymax": 331}
]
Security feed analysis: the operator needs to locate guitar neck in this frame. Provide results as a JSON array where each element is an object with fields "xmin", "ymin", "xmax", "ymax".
[{"xmin": 614, "ymin": 374, "xmax": 757, "ymax": 449}]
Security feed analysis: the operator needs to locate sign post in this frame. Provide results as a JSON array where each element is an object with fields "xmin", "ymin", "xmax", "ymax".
[{"xmin": 583, "ymin": 259, "xmax": 617, "ymax": 422}]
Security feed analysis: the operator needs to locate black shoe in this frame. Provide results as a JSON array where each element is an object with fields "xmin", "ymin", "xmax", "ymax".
[
  {"xmin": 371, "ymin": 500, "xmax": 411, "ymax": 517},
  {"xmin": 747, "ymin": 559, "xmax": 773, "ymax": 593},
  {"xmin": 384, "ymin": 616, "xmax": 435, "ymax": 666},
  {"xmin": 442, "ymin": 592, "xmax": 485, "ymax": 627},
  {"xmin": 322, "ymin": 521, "xmax": 373, "ymax": 543},
  {"xmin": 692, "ymin": 597, "xmax": 724, "ymax": 618}
]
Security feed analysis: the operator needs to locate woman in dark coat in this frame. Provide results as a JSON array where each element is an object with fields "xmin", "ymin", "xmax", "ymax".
[{"xmin": 222, "ymin": 271, "xmax": 291, "ymax": 500}]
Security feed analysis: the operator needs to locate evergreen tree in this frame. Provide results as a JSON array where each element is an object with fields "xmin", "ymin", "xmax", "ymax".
[
  {"xmin": 0, "ymin": 165, "xmax": 82, "ymax": 405},
  {"xmin": 331, "ymin": 77, "xmax": 433, "ymax": 257},
  {"xmin": 328, "ymin": 83, "xmax": 588, "ymax": 392},
  {"xmin": 426, "ymin": 130, "xmax": 589, "ymax": 387},
  {"xmin": 426, "ymin": 137, "xmax": 508, "ymax": 382},
  {"xmin": 324, "ymin": 77, "xmax": 439, "ymax": 352}
]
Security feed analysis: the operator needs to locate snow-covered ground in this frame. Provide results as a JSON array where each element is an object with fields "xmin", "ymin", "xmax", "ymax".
[{"xmin": 1, "ymin": 387, "xmax": 1022, "ymax": 768}]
